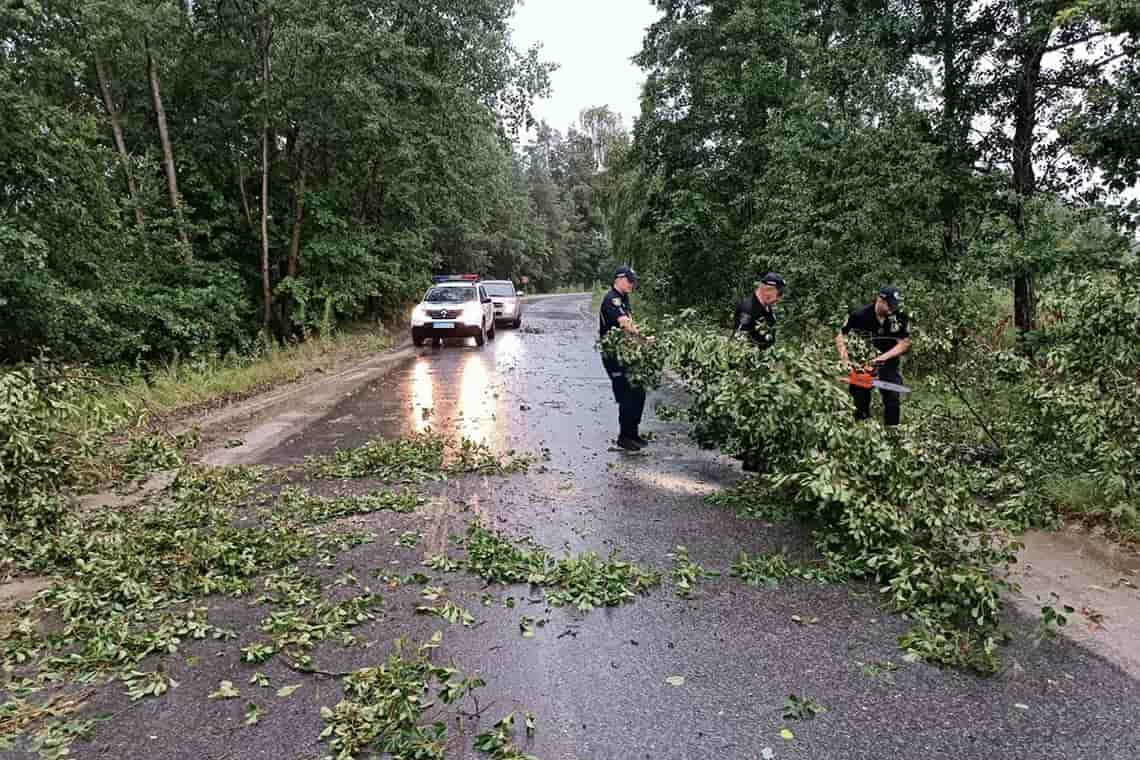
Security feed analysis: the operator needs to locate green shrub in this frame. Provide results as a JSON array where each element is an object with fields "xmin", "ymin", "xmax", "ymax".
[
  {"xmin": 0, "ymin": 362, "xmax": 113, "ymax": 530},
  {"xmin": 661, "ymin": 327, "xmax": 1019, "ymax": 672}
]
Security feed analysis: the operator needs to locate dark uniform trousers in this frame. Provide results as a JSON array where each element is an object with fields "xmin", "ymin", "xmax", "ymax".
[
  {"xmin": 850, "ymin": 364, "xmax": 903, "ymax": 426},
  {"xmin": 602, "ymin": 355, "xmax": 646, "ymax": 438}
]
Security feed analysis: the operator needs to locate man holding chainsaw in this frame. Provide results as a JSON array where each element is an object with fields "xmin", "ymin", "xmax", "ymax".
[{"xmin": 835, "ymin": 285, "xmax": 911, "ymax": 426}]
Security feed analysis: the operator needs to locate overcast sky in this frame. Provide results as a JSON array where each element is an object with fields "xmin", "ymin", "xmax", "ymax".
[{"xmin": 511, "ymin": 0, "xmax": 660, "ymax": 138}]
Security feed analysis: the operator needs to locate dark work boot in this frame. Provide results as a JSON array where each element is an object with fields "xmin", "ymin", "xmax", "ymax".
[
  {"xmin": 632, "ymin": 433, "xmax": 650, "ymax": 447},
  {"xmin": 616, "ymin": 435, "xmax": 643, "ymax": 451}
]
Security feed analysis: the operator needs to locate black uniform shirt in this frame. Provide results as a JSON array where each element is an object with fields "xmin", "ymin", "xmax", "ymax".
[
  {"xmin": 840, "ymin": 304, "xmax": 910, "ymax": 369},
  {"xmin": 734, "ymin": 294, "xmax": 777, "ymax": 349},
  {"xmin": 599, "ymin": 288, "xmax": 631, "ymax": 338}
]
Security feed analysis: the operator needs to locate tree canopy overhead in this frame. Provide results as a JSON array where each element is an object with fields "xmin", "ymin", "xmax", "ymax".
[
  {"xmin": 613, "ymin": 0, "xmax": 1138, "ymax": 327},
  {"xmin": 1, "ymin": 0, "xmax": 598, "ymax": 363}
]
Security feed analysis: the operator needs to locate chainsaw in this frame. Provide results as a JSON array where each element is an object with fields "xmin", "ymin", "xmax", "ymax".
[{"xmin": 841, "ymin": 365, "xmax": 912, "ymax": 394}]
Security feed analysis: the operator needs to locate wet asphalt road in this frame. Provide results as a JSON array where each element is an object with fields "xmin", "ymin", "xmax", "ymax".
[{"xmin": 77, "ymin": 294, "xmax": 1140, "ymax": 760}]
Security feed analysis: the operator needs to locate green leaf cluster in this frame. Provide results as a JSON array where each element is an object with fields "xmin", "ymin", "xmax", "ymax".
[
  {"xmin": 597, "ymin": 329, "xmax": 666, "ymax": 390},
  {"xmin": 318, "ymin": 634, "xmax": 468, "ymax": 760},
  {"xmin": 662, "ymin": 327, "xmax": 1020, "ymax": 672}
]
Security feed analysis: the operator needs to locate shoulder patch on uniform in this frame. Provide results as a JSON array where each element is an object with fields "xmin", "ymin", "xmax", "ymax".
[{"xmin": 611, "ymin": 298, "xmax": 622, "ymax": 306}]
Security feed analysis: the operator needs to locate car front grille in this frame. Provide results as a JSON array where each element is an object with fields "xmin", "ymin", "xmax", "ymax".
[{"xmin": 427, "ymin": 309, "xmax": 459, "ymax": 319}]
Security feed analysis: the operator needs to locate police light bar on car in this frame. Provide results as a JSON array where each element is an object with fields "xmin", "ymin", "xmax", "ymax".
[{"xmin": 431, "ymin": 274, "xmax": 481, "ymax": 283}]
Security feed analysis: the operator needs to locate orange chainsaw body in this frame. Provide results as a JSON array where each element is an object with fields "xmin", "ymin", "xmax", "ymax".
[
  {"xmin": 839, "ymin": 365, "xmax": 912, "ymax": 394},
  {"xmin": 845, "ymin": 367, "xmax": 876, "ymax": 389}
]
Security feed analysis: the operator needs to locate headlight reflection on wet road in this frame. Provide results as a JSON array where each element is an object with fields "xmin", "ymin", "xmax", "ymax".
[
  {"xmin": 458, "ymin": 353, "xmax": 493, "ymax": 445},
  {"xmin": 410, "ymin": 359, "xmax": 434, "ymax": 433},
  {"xmin": 407, "ymin": 332, "xmax": 528, "ymax": 444}
]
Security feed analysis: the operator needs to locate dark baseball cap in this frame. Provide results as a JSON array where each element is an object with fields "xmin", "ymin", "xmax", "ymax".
[
  {"xmin": 878, "ymin": 285, "xmax": 903, "ymax": 309},
  {"xmin": 757, "ymin": 272, "xmax": 786, "ymax": 293},
  {"xmin": 614, "ymin": 265, "xmax": 638, "ymax": 284}
]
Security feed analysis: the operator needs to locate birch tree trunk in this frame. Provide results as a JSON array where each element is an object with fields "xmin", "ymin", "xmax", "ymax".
[
  {"xmin": 259, "ymin": 14, "xmax": 274, "ymax": 334},
  {"xmin": 238, "ymin": 165, "xmax": 254, "ymax": 229},
  {"xmin": 146, "ymin": 39, "xmax": 190, "ymax": 248},
  {"xmin": 94, "ymin": 51, "xmax": 145, "ymax": 228}
]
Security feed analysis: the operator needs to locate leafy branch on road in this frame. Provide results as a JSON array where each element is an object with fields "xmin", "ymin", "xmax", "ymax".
[
  {"xmin": 783, "ymin": 694, "xmax": 826, "ymax": 721},
  {"xmin": 303, "ymin": 432, "xmax": 533, "ymax": 481},
  {"xmin": 428, "ymin": 523, "xmax": 661, "ymax": 613},
  {"xmin": 730, "ymin": 552, "xmax": 847, "ymax": 588},
  {"xmin": 0, "ymin": 410, "xmax": 541, "ymax": 755},
  {"xmin": 475, "ymin": 712, "xmax": 540, "ymax": 759},
  {"xmin": 319, "ymin": 633, "xmax": 460, "ymax": 760},
  {"xmin": 658, "ymin": 329, "xmax": 1023, "ymax": 672},
  {"xmin": 705, "ymin": 477, "xmax": 796, "ymax": 523},
  {"xmin": 668, "ymin": 545, "xmax": 721, "ymax": 598}
]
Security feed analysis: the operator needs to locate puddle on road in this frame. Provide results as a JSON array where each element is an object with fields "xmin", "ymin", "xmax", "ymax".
[
  {"xmin": 1015, "ymin": 527, "xmax": 1140, "ymax": 675},
  {"xmin": 1018, "ymin": 528, "xmax": 1140, "ymax": 585}
]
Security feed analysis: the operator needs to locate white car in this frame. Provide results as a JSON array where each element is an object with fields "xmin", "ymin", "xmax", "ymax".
[
  {"xmin": 482, "ymin": 279, "xmax": 524, "ymax": 328},
  {"xmin": 410, "ymin": 275, "xmax": 496, "ymax": 347}
]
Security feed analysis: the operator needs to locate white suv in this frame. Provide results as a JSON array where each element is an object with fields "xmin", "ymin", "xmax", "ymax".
[
  {"xmin": 410, "ymin": 275, "xmax": 496, "ymax": 347},
  {"xmin": 482, "ymin": 280, "xmax": 524, "ymax": 328}
]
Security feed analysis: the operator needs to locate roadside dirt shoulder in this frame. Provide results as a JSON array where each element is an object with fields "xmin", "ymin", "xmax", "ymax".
[{"xmin": 186, "ymin": 338, "xmax": 415, "ymax": 465}]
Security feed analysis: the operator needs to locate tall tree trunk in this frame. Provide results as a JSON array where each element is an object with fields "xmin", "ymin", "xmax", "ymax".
[
  {"xmin": 1011, "ymin": 39, "xmax": 1045, "ymax": 334},
  {"xmin": 259, "ymin": 15, "xmax": 274, "ymax": 334},
  {"xmin": 238, "ymin": 165, "xmax": 254, "ymax": 229},
  {"xmin": 282, "ymin": 139, "xmax": 307, "ymax": 333},
  {"xmin": 146, "ymin": 39, "xmax": 189, "ymax": 248},
  {"xmin": 94, "ymin": 51, "xmax": 145, "ymax": 228},
  {"xmin": 938, "ymin": 0, "xmax": 962, "ymax": 258},
  {"xmin": 287, "ymin": 148, "xmax": 306, "ymax": 280}
]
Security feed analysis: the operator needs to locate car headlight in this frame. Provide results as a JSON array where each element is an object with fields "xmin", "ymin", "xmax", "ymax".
[
  {"xmin": 411, "ymin": 306, "xmax": 428, "ymax": 325},
  {"xmin": 460, "ymin": 303, "xmax": 482, "ymax": 324}
]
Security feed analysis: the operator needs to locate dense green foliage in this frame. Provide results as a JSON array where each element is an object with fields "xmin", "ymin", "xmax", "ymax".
[
  {"xmin": 658, "ymin": 328, "xmax": 1018, "ymax": 671},
  {"xmin": 614, "ymin": 0, "xmax": 1139, "ymax": 326},
  {"xmin": 617, "ymin": 259, "xmax": 1140, "ymax": 670},
  {"xmin": 1, "ymin": 0, "xmax": 628, "ymax": 366}
]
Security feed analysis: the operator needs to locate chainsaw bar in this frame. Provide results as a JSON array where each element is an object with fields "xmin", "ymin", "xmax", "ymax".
[
  {"xmin": 869, "ymin": 379, "xmax": 912, "ymax": 394},
  {"xmin": 840, "ymin": 369, "xmax": 913, "ymax": 395}
]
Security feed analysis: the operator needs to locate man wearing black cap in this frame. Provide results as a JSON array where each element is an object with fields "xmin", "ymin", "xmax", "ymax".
[
  {"xmin": 734, "ymin": 273, "xmax": 785, "ymax": 349},
  {"xmin": 599, "ymin": 265, "xmax": 648, "ymax": 451},
  {"xmin": 835, "ymin": 285, "xmax": 911, "ymax": 426}
]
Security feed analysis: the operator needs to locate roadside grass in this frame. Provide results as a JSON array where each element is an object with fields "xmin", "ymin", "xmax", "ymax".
[
  {"xmin": 1046, "ymin": 474, "xmax": 1140, "ymax": 545},
  {"xmin": 101, "ymin": 324, "xmax": 394, "ymax": 422}
]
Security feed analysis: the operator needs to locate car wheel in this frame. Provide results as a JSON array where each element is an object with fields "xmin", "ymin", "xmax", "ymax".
[
  {"xmin": 413, "ymin": 337, "xmax": 424, "ymax": 347},
  {"xmin": 512, "ymin": 318, "xmax": 521, "ymax": 329},
  {"xmin": 487, "ymin": 321, "xmax": 496, "ymax": 340},
  {"xmin": 432, "ymin": 338, "xmax": 442, "ymax": 348},
  {"xmin": 474, "ymin": 323, "xmax": 486, "ymax": 347}
]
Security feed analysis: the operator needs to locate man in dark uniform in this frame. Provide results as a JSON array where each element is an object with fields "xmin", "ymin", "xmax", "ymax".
[
  {"xmin": 733, "ymin": 273, "xmax": 785, "ymax": 349},
  {"xmin": 835, "ymin": 285, "xmax": 911, "ymax": 426},
  {"xmin": 599, "ymin": 265, "xmax": 648, "ymax": 451},
  {"xmin": 729, "ymin": 273, "xmax": 785, "ymax": 472}
]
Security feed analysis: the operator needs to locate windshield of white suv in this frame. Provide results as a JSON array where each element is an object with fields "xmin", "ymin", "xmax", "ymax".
[
  {"xmin": 424, "ymin": 286, "xmax": 476, "ymax": 303},
  {"xmin": 483, "ymin": 282, "xmax": 516, "ymax": 297}
]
